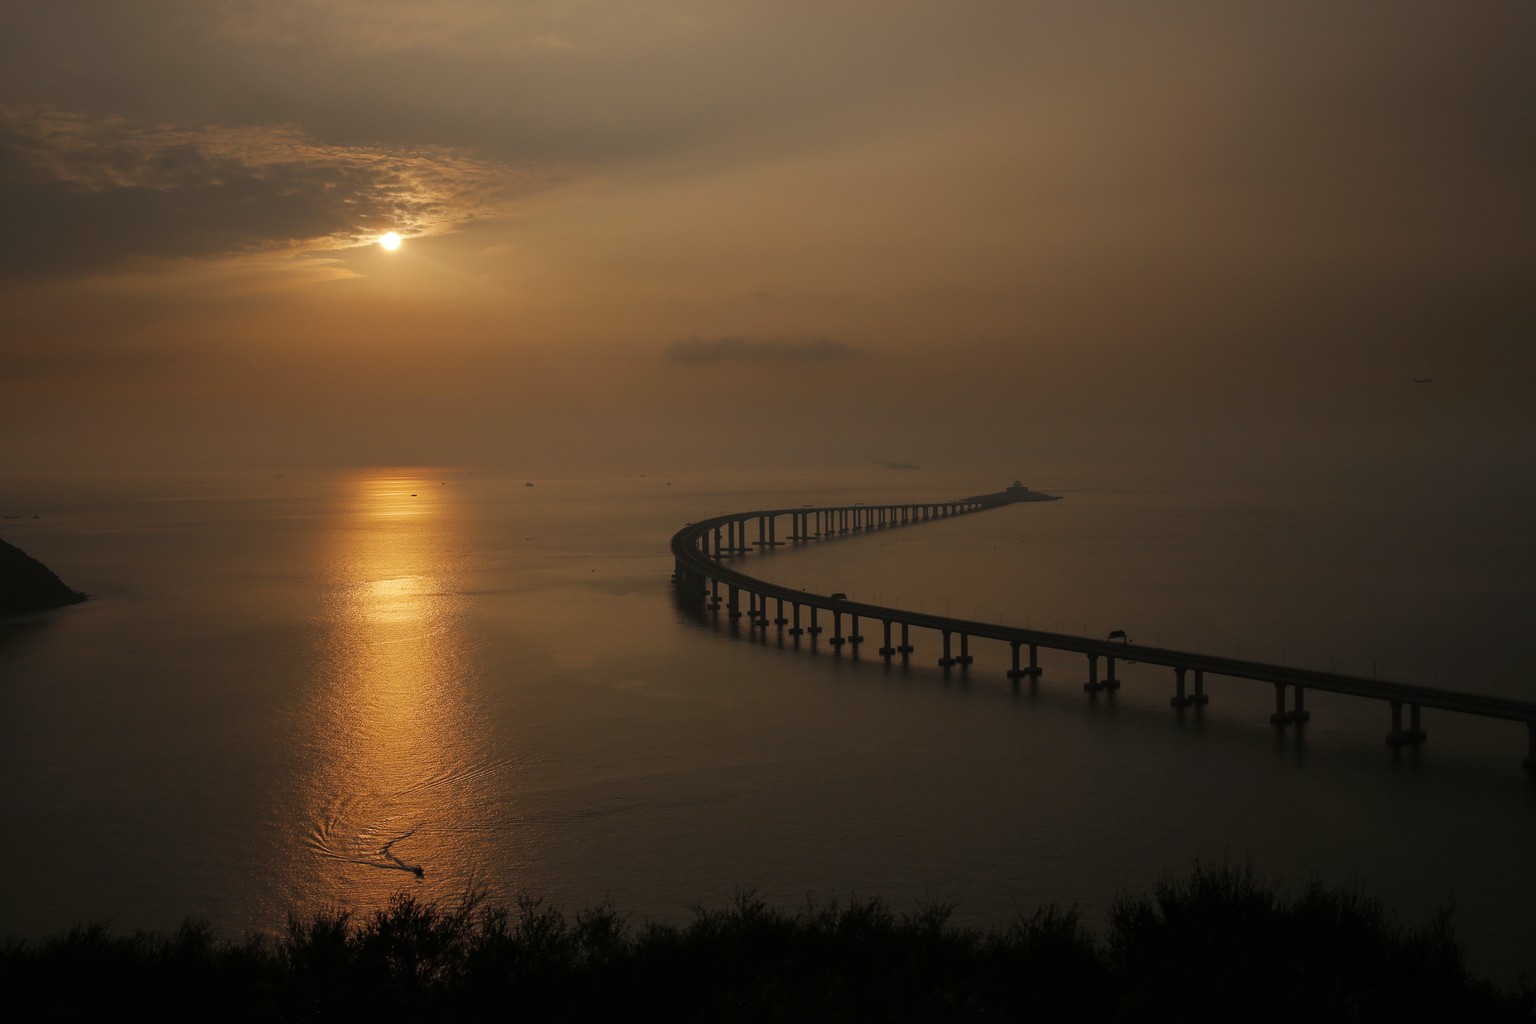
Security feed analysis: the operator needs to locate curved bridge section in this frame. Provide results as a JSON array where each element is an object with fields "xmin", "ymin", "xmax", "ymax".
[{"xmin": 670, "ymin": 488, "xmax": 1536, "ymax": 772}]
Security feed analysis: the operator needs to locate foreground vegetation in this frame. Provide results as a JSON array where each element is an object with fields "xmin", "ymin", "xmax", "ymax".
[{"xmin": 3, "ymin": 862, "xmax": 1530, "ymax": 1022}]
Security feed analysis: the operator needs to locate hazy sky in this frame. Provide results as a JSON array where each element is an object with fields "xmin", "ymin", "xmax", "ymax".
[{"xmin": 2, "ymin": 2, "xmax": 1532, "ymax": 476}]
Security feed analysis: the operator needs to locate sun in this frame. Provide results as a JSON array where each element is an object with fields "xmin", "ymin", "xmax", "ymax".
[{"xmin": 378, "ymin": 231, "xmax": 402, "ymax": 251}]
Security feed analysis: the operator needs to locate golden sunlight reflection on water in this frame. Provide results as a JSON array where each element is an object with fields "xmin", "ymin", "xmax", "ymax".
[{"xmin": 292, "ymin": 472, "xmax": 502, "ymax": 908}]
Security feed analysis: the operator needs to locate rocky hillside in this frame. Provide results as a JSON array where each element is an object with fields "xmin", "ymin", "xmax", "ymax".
[{"xmin": 1, "ymin": 538, "xmax": 87, "ymax": 616}]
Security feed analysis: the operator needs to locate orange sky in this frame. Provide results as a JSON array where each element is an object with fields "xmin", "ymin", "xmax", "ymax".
[{"xmin": 2, "ymin": 2, "xmax": 1532, "ymax": 477}]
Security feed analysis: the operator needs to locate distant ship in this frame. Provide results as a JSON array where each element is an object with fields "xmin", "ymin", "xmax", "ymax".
[{"xmin": 963, "ymin": 480, "xmax": 1062, "ymax": 506}]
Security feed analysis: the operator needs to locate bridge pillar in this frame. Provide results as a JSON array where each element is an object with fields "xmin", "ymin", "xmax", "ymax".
[
  {"xmin": 849, "ymin": 614, "xmax": 863, "ymax": 648},
  {"xmin": 1083, "ymin": 653, "xmax": 1101, "ymax": 693},
  {"xmin": 1385, "ymin": 700, "xmax": 1425, "ymax": 746},
  {"xmin": 1171, "ymin": 667, "xmax": 1191, "ymax": 707},
  {"xmin": 1008, "ymin": 641, "xmax": 1026, "ymax": 682},
  {"xmin": 1027, "ymin": 643, "xmax": 1041, "ymax": 679},
  {"xmin": 957, "ymin": 633, "xmax": 972, "ymax": 668},
  {"xmin": 808, "ymin": 606, "xmax": 822, "ymax": 636},
  {"xmin": 708, "ymin": 578, "xmax": 721, "ymax": 611},
  {"xmin": 673, "ymin": 561, "xmax": 706, "ymax": 603},
  {"xmin": 789, "ymin": 603, "xmax": 803, "ymax": 637},
  {"xmin": 938, "ymin": 629, "xmax": 955, "ymax": 668},
  {"xmin": 1103, "ymin": 656, "xmax": 1120, "ymax": 691},
  {"xmin": 1270, "ymin": 683, "xmax": 1290, "ymax": 726},
  {"xmin": 727, "ymin": 585, "xmax": 741, "ymax": 620},
  {"xmin": 898, "ymin": 622, "xmax": 913, "ymax": 660},
  {"xmin": 1191, "ymin": 669, "xmax": 1208, "ymax": 705},
  {"xmin": 880, "ymin": 620, "xmax": 895, "ymax": 660},
  {"xmin": 774, "ymin": 597, "xmax": 787, "ymax": 628},
  {"xmin": 1292, "ymin": 686, "xmax": 1310, "ymax": 723},
  {"xmin": 829, "ymin": 610, "xmax": 845, "ymax": 650}
]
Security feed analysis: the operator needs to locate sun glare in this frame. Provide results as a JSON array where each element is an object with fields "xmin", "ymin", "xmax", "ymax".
[{"xmin": 379, "ymin": 231, "xmax": 402, "ymax": 251}]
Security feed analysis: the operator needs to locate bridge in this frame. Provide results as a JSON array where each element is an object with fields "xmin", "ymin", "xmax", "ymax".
[{"xmin": 671, "ymin": 487, "xmax": 1536, "ymax": 772}]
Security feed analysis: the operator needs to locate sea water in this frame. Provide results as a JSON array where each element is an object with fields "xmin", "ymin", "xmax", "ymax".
[{"xmin": 1, "ymin": 462, "xmax": 1533, "ymax": 982}]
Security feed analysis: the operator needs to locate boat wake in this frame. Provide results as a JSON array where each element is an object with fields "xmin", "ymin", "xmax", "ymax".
[
  {"xmin": 304, "ymin": 757, "xmax": 538, "ymax": 878},
  {"xmin": 307, "ymin": 812, "xmax": 427, "ymax": 878}
]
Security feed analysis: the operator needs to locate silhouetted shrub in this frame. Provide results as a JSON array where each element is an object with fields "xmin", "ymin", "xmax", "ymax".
[{"xmin": 2, "ymin": 866, "xmax": 1529, "ymax": 1022}]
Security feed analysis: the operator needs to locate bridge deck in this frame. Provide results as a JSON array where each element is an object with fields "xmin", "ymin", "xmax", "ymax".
[{"xmin": 671, "ymin": 498, "xmax": 1536, "ymax": 766}]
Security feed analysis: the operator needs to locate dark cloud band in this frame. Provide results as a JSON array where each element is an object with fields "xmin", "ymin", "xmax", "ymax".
[
  {"xmin": 0, "ymin": 105, "xmax": 550, "ymax": 280},
  {"xmin": 666, "ymin": 335, "xmax": 863, "ymax": 365}
]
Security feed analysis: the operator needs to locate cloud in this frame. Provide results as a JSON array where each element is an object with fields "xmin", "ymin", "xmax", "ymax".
[
  {"xmin": 0, "ymin": 104, "xmax": 559, "ymax": 280},
  {"xmin": 666, "ymin": 335, "xmax": 863, "ymax": 365}
]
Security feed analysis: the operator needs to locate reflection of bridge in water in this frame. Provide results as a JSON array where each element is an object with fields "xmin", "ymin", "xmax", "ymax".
[{"xmin": 671, "ymin": 487, "xmax": 1536, "ymax": 772}]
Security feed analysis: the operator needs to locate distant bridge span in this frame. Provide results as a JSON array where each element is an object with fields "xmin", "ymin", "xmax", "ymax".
[{"xmin": 670, "ymin": 488, "xmax": 1536, "ymax": 772}]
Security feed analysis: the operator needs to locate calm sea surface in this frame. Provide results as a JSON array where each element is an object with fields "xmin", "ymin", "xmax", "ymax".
[{"xmin": 2, "ymin": 463, "xmax": 1533, "ymax": 981}]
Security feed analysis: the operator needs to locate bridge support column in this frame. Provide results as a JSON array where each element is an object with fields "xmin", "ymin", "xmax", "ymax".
[
  {"xmin": 1026, "ymin": 643, "xmax": 1041, "ymax": 679},
  {"xmin": 727, "ymin": 585, "xmax": 741, "ymax": 620},
  {"xmin": 1083, "ymin": 654, "xmax": 1101, "ymax": 693},
  {"xmin": 807, "ymin": 606, "xmax": 822, "ymax": 636},
  {"xmin": 829, "ymin": 610, "xmax": 845, "ymax": 650},
  {"xmin": 1008, "ymin": 641, "xmax": 1026, "ymax": 682},
  {"xmin": 957, "ymin": 633, "xmax": 972, "ymax": 668},
  {"xmin": 898, "ymin": 623, "xmax": 913, "ymax": 660},
  {"xmin": 774, "ymin": 598, "xmax": 787, "ymax": 628},
  {"xmin": 1270, "ymin": 683, "xmax": 1290, "ymax": 726},
  {"xmin": 849, "ymin": 614, "xmax": 863, "ymax": 648},
  {"xmin": 673, "ymin": 561, "xmax": 706, "ymax": 603},
  {"xmin": 879, "ymin": 620, "xmax": 895, "ymax": 660},
  {"xmin": 1191, "ymin": 670, "xmax": 1208, "ymax": 705},
  {"xmin": 789, "ymin": 603, "xmax": 803, "ymax": 637},
  {"xmin": 1171, "ymin": 667, "xmax": 1190, "ymax": 707},
  {"xmin": 1103, "ymin": 656, "xmax": 1120, "ymax": 691},
  {"xmin": 938, "ymin": 630, "xmax": 955, "ymax": 668},
  {"xmin": 1292, "ymin": 686, "xmax": 1310, "ymax": 723},
  {"xmin": 708, "ymin": 579, "xmax": 721, "ymax": 611},
  {"xmin": 1386, "ymin": 700, "xmax": 1426, "ymax": 746}
]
